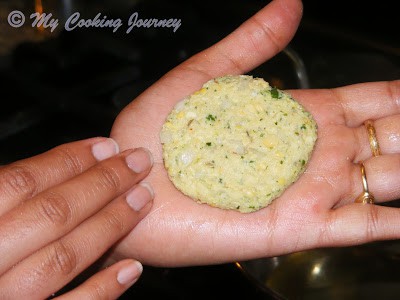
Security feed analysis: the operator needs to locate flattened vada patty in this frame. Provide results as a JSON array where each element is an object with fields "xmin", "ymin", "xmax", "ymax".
[{"xmin": 160, "ymin": 75, "xmax": 317, "ymax": 213}]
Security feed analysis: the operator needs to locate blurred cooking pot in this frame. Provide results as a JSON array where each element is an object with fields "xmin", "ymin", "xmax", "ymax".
[{"xmin": 237, "ymin": 239, "xmax": 400, "ymax": 299}]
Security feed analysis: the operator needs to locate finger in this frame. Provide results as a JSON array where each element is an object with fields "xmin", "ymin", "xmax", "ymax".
[
  {"xmin": 333, "ymin": 80, "xmax": 400, "ymax": 127},
  {"xmin": 0, "ymin": 137, "xmax": 119, "ymax": 216},
  {"xmin": 0, "ymin": 183, "xmax": 154, "ymax": 299},
  {"xmin": 347, "ymin": 155, "xmax": 400, "ymax": 204},
  {"xmin": 352, "ymin": 114, "xmax": 400, "ymax": 162},
  {"xmin": 112, "ymin": 0, "xmax": 303, "ymax": 153},
  {"xmin": 54, "ymin": 259, "xmax": 143, "ymax": 300},
  {"xmin": 318, "ymin": 204, "xmax": 400, "ymax": 248},
  {"xmin": 0, "ymin": 148, "xmax": 153, "ymax": 275},
  {"xmin": 176, "ymin": 0, "xmax": 303, "ymax": 80}
]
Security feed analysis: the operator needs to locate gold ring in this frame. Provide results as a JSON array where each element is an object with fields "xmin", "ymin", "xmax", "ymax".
[
  {"xmin": 355, "ymin": 162, "xmax": 374, "ymax": 204},
  {"xmin": 364, "ymin": 120, "xmax": 381, "ymax": 156}
]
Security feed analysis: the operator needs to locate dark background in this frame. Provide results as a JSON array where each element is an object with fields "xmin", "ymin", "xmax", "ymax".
[{"xmin": 0, "ymin": 0, "xmax": 399, "ymax": 299}]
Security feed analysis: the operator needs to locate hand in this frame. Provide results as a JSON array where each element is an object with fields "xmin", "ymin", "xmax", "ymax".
[
  {"xmin": 0, "ymin": 137, "xmax": 154, "ymax": 299},
  {"xmin": 110, "ymin": 0, "xmax": 400, "ymax": 267}
]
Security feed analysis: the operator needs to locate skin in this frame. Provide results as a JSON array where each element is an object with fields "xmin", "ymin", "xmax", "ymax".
[
  {"xmin": 110, "ymin": 0, "xmax": 400, "ymax": 267},
  {"xmin": 0, "ymin": 138, "xmax": 154, "ymax": 299},
  {"xmin": 0, "ymin": 0, "xmax": 398, "ymax": 297}
]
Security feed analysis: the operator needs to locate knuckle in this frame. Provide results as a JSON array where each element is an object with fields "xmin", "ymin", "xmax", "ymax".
[
  {"xmin": 52, "ymin": 146, "xmax": 85, "ymax": 176},
  {"xmin": 86, "ymin": 282, "xmax": 108, "ymax": 300},
  {"xmin": 365, "ymin": 205, "xmax": 379, "ymax": 241},
  {"xmin": 95, "ymin": 166, "xmax": 121, "ymax": 192},
  {"xmin": 250, "ymin": 16, "xmax": 281, "ymax": 56},
  {"xmin": 0, "ymin": 165, "xmax": 37, "ymax": 198},
  {"xmin": 36, "ymin": 191, "xmax": 72, "ymax": 226},
  {"xmin": 46, "ymin": 240, "xmax": 77, "ymax": 276},
  {"xmin": 101, "ymin": 209, "xmax": 126, "ymax": 234},
  {"xmin": 317, "ymin": 211, "xmax": 336, "ymax": 246}
]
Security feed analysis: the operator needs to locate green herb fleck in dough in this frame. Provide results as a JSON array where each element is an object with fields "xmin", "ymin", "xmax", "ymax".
[
  {"xmin": 271, "ymin": 87, "xmax": 280, "ymax": 99},
  {"xmin": 206, "ymin": 114, "xmax": 216, "ymax": 121}
]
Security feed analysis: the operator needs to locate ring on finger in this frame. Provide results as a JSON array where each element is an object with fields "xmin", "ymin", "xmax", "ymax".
[
  {"xmin": 364, "ymin": 119, "xmax": 381, "ymax": 157},
  {"xmin": 355, "ymin": 162, "xmax": 375, "ymax": 204}
]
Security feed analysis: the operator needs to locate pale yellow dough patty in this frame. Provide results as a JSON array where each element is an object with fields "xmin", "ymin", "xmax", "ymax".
[{"xmin": 160, "ymin": 75, "xmax": 317, "ymax": 213}]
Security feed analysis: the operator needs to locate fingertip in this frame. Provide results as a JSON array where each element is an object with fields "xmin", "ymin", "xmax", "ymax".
[
  {"xmin": 259, "ymin": 0, "xmax": 303, "ymax": 39},
  {"xmin": 125, "ymin": 147, "xmax": 153, "ymax": 174},
  {"xmin": 117, "ymin": 260, "xmax": 143, "ymax": 286},
  {"xmin": 139, "ymin": 182, "xmax": 155, "ymax": 200},
  {"xmin": 126, "ymin": 182, "xmax": 155, "ymax": 212},
  {"xmin": 140, "ymin": 147, "xmax": 154, "ymax": 167},
  {"xmin": 92, "ymin": 138, "xmax": 120, "ymax": 161},
  {"xmin": 53, "ymin": 259, "xmax": 145, "ymax": 299}
]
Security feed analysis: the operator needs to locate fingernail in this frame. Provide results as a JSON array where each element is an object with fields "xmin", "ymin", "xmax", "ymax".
[
  {"xmin": 117, "ymin": 260, "xmax": 143, "ymax": 285},
  {"xmin": 126, "ymin": 182, "xmax": 154, "ymax": 211},
  {"xmin": 92, "ymin": 138, "xmax": 119, "ymax": 161},
  {"xmin": 125, "ymin": 148, "xmax": 153, "ymax": 173}
]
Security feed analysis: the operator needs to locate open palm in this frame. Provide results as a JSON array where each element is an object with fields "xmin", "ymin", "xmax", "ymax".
[{"xmin": 110, "ymin": 0, "xmax": 400, "ymax": 267}]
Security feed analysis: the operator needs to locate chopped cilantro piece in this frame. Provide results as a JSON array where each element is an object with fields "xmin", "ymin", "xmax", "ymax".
[
  {"xmin": 206, "ymin": 114, "xmax": 216, "ymax": 121},
  {"xmin": 206, "ymin": 142, "xmax": 212, "ymax": 146},
  {"xmin": 271, "ymin": 87, "xmax": 279, "ymax": 99}
]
